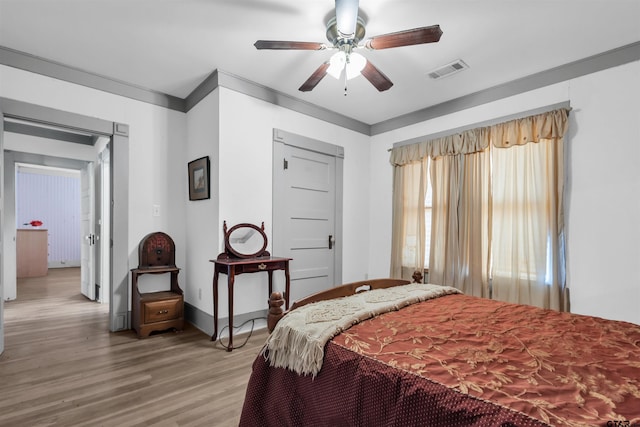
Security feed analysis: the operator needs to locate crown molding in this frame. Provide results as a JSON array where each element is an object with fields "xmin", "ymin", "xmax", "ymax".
[
  {"xmin": 183, "ymin": 68, "xmax": 371, "ymax": 134},
  {"xmin": 0, "ymin": 46, "xmax": 185, "ymax": 111},
  {"xmin": 2, "ymin": 41, "xmax": 639, "ymax": 137},
  {"xmin": 371, "ymin": 41, "xmax": 640, "ymax": 135}
]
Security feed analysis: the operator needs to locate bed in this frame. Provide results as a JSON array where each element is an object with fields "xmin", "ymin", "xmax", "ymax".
[{"xmin": 239, "ymin": 279, "xmax": 640, "ymax": 426}]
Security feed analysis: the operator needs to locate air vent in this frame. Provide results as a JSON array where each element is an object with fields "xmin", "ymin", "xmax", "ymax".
[{"xmin": 427, "ymin": 59, "xmax": 469, "ymax": 80}]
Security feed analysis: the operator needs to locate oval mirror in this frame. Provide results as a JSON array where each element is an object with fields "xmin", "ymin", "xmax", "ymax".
[{"xmin": 225, "ymin": 223, "xmax": 268, "ymax": 258}]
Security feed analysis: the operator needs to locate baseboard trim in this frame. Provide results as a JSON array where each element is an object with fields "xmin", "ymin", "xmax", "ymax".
[
  {"xmin": 184, "ymin": 302, "xmax": 267, "ymax": 339},
  {"xmin": 48, "ymin": 261, "xmax": 81, "ymax": 268}
]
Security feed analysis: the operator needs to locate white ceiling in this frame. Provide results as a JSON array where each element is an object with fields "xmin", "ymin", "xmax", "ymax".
[{"xmin": 1, "ymin": 0, "xmax": 639, "ymax": 125}]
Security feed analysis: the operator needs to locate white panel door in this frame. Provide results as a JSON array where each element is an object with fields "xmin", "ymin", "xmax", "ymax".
[
  {"xmin": 94, "ymin": 155, "xmax": 102, "ymax": 302},
  {"xmin": 80, "ymin": 162, "xmax": 95, "ymax": 300},
  {"xmin": 97, "ymin": 145, "xmax": 110, "ymax": 304},
  {"xmin": 281, "ymin": 144, "xmax": 336, "ymax": 303}
]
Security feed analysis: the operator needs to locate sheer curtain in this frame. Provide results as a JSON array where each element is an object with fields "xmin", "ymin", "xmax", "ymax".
[
  {"xmin": 490, "ymin": 111, "xmax": 568, "ymax": 310},
  {"xmin": 390, "ymin": 108, "xmax": 569, "ymax": 310},
  {"xmin": 390, "ymin": 158, "xmax": 427, "ymax": 281}
]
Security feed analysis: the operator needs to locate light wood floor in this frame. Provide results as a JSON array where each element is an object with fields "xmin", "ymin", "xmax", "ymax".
[{"xmin": 0, "ymin": 268, "xmax": 268, "ymax": 427}]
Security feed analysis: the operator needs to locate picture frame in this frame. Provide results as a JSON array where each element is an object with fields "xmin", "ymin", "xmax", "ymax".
[{"xmin": 188, "ymin": 156, "xmax": 210, "ymax": 201}]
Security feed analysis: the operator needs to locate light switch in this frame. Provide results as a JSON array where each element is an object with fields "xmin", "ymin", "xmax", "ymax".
[{"xmin": 152, "ymin": 204, "xmax": 160, "ymax": 217}]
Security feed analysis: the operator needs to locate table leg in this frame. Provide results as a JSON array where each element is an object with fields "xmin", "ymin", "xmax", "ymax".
[
  {"xmin": 227, "ymin": 270, "xmax": 235, "ymax": 352},
  {"xmin": 284, "ymin": 261, "xmax": 291, "ymax": 310},
  {"xmin": 267, "ymin": 270, "xmax": 273, "ymax": 299},
  {"xmin": 211, "ymin": 270, "xmax": 219, "ymax": 341}
]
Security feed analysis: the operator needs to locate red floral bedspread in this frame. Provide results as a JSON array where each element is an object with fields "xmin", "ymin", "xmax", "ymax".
[{"xmin": 240, "ymin": 294, "xmax": 640, "ymax": 426}]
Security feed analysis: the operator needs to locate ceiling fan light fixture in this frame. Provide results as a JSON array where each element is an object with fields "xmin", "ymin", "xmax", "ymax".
[
  {"xmin": 346, "ymin": 52, "xmax": 366, "ymax": 79},
  {"xmin": 327, "ymin": 51, "xmax": 346, "ymax": 79},
  {"xmin": 327, "ymin": 51, "xmax": 366, "ymax": 80}
]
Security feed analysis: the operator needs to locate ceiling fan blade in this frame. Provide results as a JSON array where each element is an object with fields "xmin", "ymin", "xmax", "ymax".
[
  {"xmin": 254, "ymin": 40, "xmax": 325, "ymax": 50},
  {"xmin": 366, "ymin": 25, "xmax": 443, "ymax": 50},
  {"xmin": 361, "ymin": 60, "xmax": 393, "ymax": 92},
  {"xmin": 335, "ymin": 0, "xmax": 360, "ymax": 38},
  {"xmin": 299, "ymin": 62, "xmax": 331, "ymax": 92}
]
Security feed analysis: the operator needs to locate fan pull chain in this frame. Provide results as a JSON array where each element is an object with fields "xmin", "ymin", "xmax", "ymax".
[{"xmin": 344, "ymin": 65, "xmax": 348, "ymax": 96}]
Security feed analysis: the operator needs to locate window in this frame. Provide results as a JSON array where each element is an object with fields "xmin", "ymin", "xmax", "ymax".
[
  {"xmin": 489, "ymin": 142, "xmax": 560, "ymax": 287},
  {"xmin": 391, "ymin": 108, "xmax": 568, "ymax": 309}
]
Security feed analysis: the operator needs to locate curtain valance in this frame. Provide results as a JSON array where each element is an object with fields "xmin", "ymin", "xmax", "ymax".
[
  {"xmin": 390, "ymin": 128, "xmax": 488, "ymax": 166},
  {"xmin": 490, "ymin": 108, "xmax": 569, "ymax": 148},
  {"xmin": 390, "ymin": 108, "xmax": 570, "ymax": 165}
]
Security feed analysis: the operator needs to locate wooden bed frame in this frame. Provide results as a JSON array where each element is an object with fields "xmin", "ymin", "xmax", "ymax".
[{"xmin": 266, "ymin": 278, "xmax": 411, "ymax": 332}]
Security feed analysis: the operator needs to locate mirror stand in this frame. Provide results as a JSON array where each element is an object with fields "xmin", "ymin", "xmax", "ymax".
[
  {"xmin": 210, "ymin": 221, "xmax": 292, "ymax": 351},
  {"xmin": 217, "ymin": 221, "xmax": 270, "ymax": 261}
]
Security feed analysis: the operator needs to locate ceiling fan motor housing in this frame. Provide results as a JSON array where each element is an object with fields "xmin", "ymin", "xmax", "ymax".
[{"xmin": 326, "ymin": 16, "xmax": 366, "ymax": 47}]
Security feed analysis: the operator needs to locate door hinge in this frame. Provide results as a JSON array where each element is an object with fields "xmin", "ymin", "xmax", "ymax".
[{"xmin": 283, "ymin": 158, "xmax": 288, "ymax": 170}]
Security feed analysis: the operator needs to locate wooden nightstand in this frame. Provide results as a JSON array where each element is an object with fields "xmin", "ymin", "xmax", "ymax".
[{"xmin": 131, "ymin": 232, "xmax": 184, "ymax": 338}]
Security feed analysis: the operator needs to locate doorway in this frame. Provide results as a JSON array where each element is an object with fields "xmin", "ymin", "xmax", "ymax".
[
  {"xmin": 0, "ymin": 97, "xmax": 130, "ymax": 356},
  {"xmin": 16, "ymin": 162, "xmax": 82, "ymax": 287},
  {"xmin": 5, "ymin": 128, "xmax": 109, "ymax": 306}
]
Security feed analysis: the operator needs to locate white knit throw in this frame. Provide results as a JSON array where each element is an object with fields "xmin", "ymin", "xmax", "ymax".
[{"xmin": 263, "ymin": 283, "xmax": 462, "ymax": 377}]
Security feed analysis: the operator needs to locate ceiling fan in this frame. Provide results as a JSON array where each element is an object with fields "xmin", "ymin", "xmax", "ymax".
[{"xmin": 254, "ymin": 0, "xmax": 442, "ymax": 93}]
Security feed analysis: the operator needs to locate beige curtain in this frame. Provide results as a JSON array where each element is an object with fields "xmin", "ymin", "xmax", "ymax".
[
  {"xmin": 428, "ymin": 132, "xmax": 491, "ymax": 298},
  {"xmin": 390, "ymin": 129, "xmax": 489, "ymax": 285},
  {"xmin": 390, "ymin": 158, "xmax": 427, "ymax": 281},
  {"xmin": 390, "ymin": 108, "xmax": 569, "ymax": 310}
]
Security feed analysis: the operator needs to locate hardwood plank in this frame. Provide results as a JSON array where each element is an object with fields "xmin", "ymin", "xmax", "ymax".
[{"xmin": 0, "ymin": 268, "xmax": 267, "ymax": 426}]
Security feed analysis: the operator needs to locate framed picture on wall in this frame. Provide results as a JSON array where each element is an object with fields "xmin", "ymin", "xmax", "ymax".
[{"xmin": 188, "ymin": 156, "xmax": 210, "ymax": 201}]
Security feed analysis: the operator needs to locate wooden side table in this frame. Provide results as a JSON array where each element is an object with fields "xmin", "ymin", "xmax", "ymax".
[
  {"xmin": 131, "ymin": 266, "xmax": 184, "ymax": 338},
  {"xmin": 210, "ymin": 256, "xmax": 291, "ymax": 351},
  {"xmin": 131, "ymin": 232, "xmax": 184, "ymax": 338}
]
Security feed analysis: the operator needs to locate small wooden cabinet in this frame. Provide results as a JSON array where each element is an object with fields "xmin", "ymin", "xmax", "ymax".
[
  {"xmin": 131, "ymin": 232, "xmax": 184, "ymax": 338},
  {"xmin": 16, "ymin": 229, "xmax": 49, "ymax": 278}
]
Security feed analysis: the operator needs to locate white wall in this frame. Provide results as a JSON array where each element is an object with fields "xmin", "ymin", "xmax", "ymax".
[
  {"xmin": 369, "ymin": 60, "xmax": 640, "ymax": 325},
  {"xmin": 184, "ymin": 89, "xmax": 220, "ymax": 314},
  {"xmin": 564, "ymin": 62, "xmax": 640, "ymax": 324},
  {"xmin": 185, "ymin": 87, "xmax": 371, "ymax": 323},
  {"xmin": 0, "ymin": 64, "xmax": 188, "ymax": 308}
]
